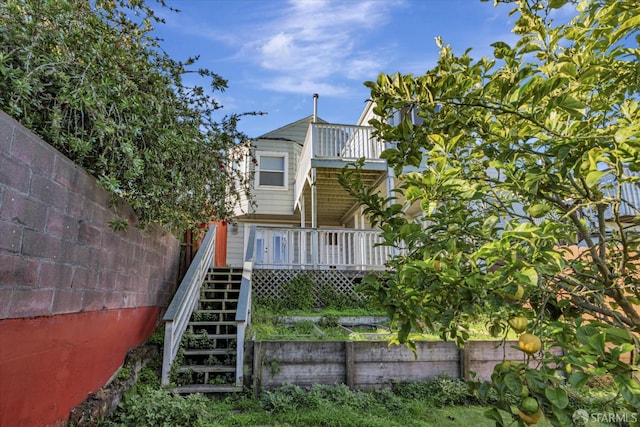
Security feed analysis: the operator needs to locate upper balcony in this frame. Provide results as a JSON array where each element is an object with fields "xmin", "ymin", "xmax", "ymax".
[{"xmin": 294, "ymin": 123, "xmax": 389, "ymax": 225}]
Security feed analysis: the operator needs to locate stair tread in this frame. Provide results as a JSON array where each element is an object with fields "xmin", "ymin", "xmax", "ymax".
[
  {"xmin": 194, "ymin": 309, "xmax": 237, "ymax": 314},
  {"xmin": 178, "ymin": 365, "xmax": 236, "ymax": 373},
  {"xmin": 170, "ymin": 384, "xmax": 242, "ymax": 394},
  {"xmin": 199, "ymin": 298, "xmax": 239, "ymax": 302},
  {"xmin": 191, "ymin": 333, "xmax": 236, "ymax": 339},
  {"xmin": 200, "ymin": 292, "xmax": 239, "ymax": 295},
  {"xmin": 183, "ymin": 349, "xmax": 233, "ymax": 355},
  {"xmin": 189, "ymin": 321, "xmax": 237, "ymax": 325}
]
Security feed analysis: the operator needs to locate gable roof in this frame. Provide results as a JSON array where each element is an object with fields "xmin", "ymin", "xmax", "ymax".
[{"xmin": 257, "ymin": 115, "xmax": 328, "ymax": 145}]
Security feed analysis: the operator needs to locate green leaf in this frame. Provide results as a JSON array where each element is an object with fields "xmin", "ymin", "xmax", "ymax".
[
  {"xmin": 482, "ymin": 215, "xmax": 499, "ymax": 235},
  {"xmin": 616, "ymin": 376, "xmax": 640, "ymax": 408},
  {"xmin": 604, "ymin": 326, "xmax": 632, "ymax": 345},
  {"xmin": 568, "ymin": 371, "xmax": 590, "ymax": 388},
  {"xmin": 585, "ymin": 170, "xmax": 607, "ymax": 188},
  {"xmin": 525, "ymin": 369, "xmax": 546, "ymax": 394},
  {"xmin": 548, "ymin": 0, "xmax": 568, "ymax": 9},
  {"xmin": 545, "ymin": 387, "xmax": 569, "ymax": 409},
  {"xmin": 504, "ymin": 372, "xmax": 523, "ymax": 395},
  {"xmin": 588, "ymin": 333, "xmax": 606, "ymax": 355},
  {"xmin": 614, "ymin": 126, "xmax": 636, "ymax": 144},
  {"xmin": 558, "ymin": 96, "xmax": 586, "ymax": 118},
  {"xmin": 619, "ymin": 343, "xmax": 635, "ymax": 354},
  {"xmin": 483, "ymin": 408, "xmax": 505, "ymax": 426},
  {"xmin": 528, "ymin": 204, "xmax": 550, "ymax": 218},
  {"xmin": 519, "ymin": 267, "xmax": 539, "ymax": 287}
]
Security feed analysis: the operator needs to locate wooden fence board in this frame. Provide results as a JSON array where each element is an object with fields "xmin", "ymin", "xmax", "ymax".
[
  {"xmin": 352, "ymin": 341, "xmax": 459, "ymax": 362},
  {"xmin": 260, "ymin": 341, "xmax": 345, "ymax": 363},
  {"xmin": 247, "ymin": 339, "xmax": 561, "ymax": 392},
  {"xmin": 262, "ymin": 363, "xmax": 345, "ymax": 387},
  {"xmin": 354, "ymin": 361, "xmax": 460, "ymax": 385}
]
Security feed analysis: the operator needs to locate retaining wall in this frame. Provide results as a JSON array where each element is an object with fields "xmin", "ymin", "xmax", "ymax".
[
  {"xmin": 248, "ymin": 340, "xmax": 548, "ymax": 390},
  {"xmin": 0, "ymin": 110, "xmax": 181, "ymax": 427}
]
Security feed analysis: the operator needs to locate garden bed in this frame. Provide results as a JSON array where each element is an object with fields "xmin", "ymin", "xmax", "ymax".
[{"xmin": 249, "ymin": 308, "xmax": 517, "ymax": 342}]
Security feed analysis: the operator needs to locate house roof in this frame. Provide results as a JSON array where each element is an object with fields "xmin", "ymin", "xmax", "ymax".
[{"xmin": 256, "ymin": 115, "xmax": 328, "ymax": 145}]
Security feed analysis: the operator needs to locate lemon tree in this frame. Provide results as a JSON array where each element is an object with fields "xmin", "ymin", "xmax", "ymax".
[{"xmin": 342, "ymin": 0, "xmax": 640, "ymax": 425}]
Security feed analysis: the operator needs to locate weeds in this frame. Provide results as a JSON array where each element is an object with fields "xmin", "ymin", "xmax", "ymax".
[{"xmin": 106, "ymin": 367, "xmax": 622, "ymax": 427}]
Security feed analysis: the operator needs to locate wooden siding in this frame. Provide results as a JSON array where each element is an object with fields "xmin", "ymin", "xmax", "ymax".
[
  {"xmin": 225, "ymin": 224, "xmax": 246, "ymax": 267},
  {"xmin": 250, "ymin": 139, "xmax": 301, "ymax": 217},
  {"xmin": 231, "ymin": 144, "xmax": 252, "ymax": 217},
  {"xmin": 356, "ymin": 101, "xmax": 376, "ymax": 127}
]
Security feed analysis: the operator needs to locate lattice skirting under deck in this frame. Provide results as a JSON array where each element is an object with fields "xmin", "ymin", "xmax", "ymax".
[{"xmin": 252, "ymin": 269, "xmax": 376, "ymax": 305}]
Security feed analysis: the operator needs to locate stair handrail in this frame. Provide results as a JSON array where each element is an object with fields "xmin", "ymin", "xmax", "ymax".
[
  {"xmin": 161, "ymin": 224, "xmax": 217, "ymax": 386},
  {"xmin": 234, "ymin": 225, "xmax": 256, "ymax": 386}
]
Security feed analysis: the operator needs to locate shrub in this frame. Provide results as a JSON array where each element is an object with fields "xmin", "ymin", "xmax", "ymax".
[
  {"xmin": 108, "ymin": 386, "xmax": 212, "ymax": 427},
  {"xmin": 280, "ymin": 275, "xmax": 315, "ymax": 310},
  {"xmin": 259, "ymin": 384, "xmax": 310, "ymax": 413},
  {"xmin": 393, "ymin": 377, "xmax": 472, "ymax": 407},
  {"xmin": 0, "ymin": 0, "xmax": 255, "ymax": 230}
]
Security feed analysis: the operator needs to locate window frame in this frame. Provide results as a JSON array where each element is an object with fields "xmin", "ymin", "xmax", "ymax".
[{"xmin": 255, "ymin": 151, "xmax": 288, "ymax": 190}]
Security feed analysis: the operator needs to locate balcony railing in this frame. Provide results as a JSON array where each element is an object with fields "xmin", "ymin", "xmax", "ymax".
[
  {"xmin": 294, "ymin": 123, "xmax": 384, "ymax": 211},
  {"xmin": 311, "ymin": 123, "xmax": 383, "ymax": 159},
  {"xmin": 253, "ymin": 226, "xmax": 393, "ymax": 270}
]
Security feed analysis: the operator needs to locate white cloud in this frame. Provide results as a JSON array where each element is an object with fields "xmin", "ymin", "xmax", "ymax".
[
  {"xmin": 261, "ymin": 76, "xmax": 349, "ymax": 97},
  {"xmin": 247, "ymin": 0, "xmax": 403, "ymax": 95},
  {"xmin": 155, "ymin": 0, "xmax": 404, "ymax": 97}
]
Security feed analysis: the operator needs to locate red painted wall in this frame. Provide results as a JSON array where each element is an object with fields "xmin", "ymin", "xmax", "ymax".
[
  {"xmin": 0, "ymin": 307, "xmax": 158, "ymax": 427},
  {"xmin": 214, "ymin": 221, "xmax": 228, "ymax": 267}
]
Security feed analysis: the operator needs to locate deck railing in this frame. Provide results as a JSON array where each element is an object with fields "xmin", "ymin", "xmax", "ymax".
[
  {"xmin": 161, "ymin": 224, "xmax": 217, "ymax": 386},
  {"xmin": 253, "ymin": 226, "xmax": 393, "ymax": 270},
  {"xmin": 312, "ymin": 123, "xmax": 383, "ymax": 159},
  {"xmin": 294, "ymin": 123, "xmax": 382, "ymax": 211}
]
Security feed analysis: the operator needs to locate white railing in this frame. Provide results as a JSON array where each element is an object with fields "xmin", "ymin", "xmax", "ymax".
[
  {"xmin": 161, "ymin": 225, "xmax": 217, "ymax": 386},
  {"xmin": 294, "ymin": 123, "xmax": 383, "ymax": 211},
  {"xmin": 312, "ymin": 123, "xmax": 383, "ymax": 159},
  {"xmin": 253, "ymin": 226, "xmax": 393, "ymax": 270},
  {"xmin": 294, "ymin": 126, "xmax": 314, "ymax": 211},
  {"xmin": 234, "ymin": 225, "xmax": 255, "ymax": 387}
]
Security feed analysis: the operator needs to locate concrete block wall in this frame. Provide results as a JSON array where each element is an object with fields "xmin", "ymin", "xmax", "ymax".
[
  {"xmin": 0, "ymin": 110, "xmax": 182, "ymax": 427},
  {"xmin": 0, "ymin": 110, "xmax": 180, "ymax": 319}
]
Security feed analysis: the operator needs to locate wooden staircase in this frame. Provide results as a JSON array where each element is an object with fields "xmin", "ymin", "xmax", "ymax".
[{"xmin": 170, "ymin": 267, "xmax": 243, "ymax": 393}]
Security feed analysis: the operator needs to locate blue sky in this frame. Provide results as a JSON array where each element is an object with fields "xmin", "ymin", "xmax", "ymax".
[{"xmin": 149, "ymin": 0, "xmax": 541, "ymax": 138}]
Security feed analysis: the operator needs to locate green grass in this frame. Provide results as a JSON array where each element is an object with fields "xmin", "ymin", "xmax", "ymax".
[
  {"xmin": 106, "ymin": 381, "xmax": 620, "ymax": 427},
  {"xmin": 248, "ymin": 305, "xmax": 519, "ymax": 342},
  {"xmin": 209, "ymin": 398, "xmax": 510, "ymax": 427},
  {"xmin": 105, "ymin": 346, "xmax": 623, "ymax": 427}
]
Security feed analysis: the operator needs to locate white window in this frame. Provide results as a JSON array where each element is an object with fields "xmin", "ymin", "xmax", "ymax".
[{"xmin": 256, "ymin": 152, "xmax": 287, "ymax": 188}]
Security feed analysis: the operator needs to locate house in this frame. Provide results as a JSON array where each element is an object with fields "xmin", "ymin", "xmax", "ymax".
[{"xmin": 225, "ymin": 95, "xmax": 398, "ymax": 271}]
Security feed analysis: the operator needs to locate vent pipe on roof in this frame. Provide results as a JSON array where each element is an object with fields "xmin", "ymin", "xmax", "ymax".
[{"xmin": 313, "ymin": 93, "xmax": 318, "ymax": 123}]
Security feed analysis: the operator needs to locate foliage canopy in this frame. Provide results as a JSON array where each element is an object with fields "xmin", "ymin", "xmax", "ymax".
[
  {"xmin": 342, "ymin": 0, "xmax": 640, "ymax": 425},
  {"xmin": 0, "ymin": 0, "xmax": 256, "ymax": 230}
]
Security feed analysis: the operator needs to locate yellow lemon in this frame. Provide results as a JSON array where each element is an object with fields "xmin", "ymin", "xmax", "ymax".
[
  {"xmin": 502, "ymin": 284, "xmax": 524, "ymax": 302},
  {"xmin": 508, "ymin": 316, "xmax": 529, "ymax": 333},
  {"xmin": 518, "ymin": 333, "xmax": 542, "ymax": 355}
]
